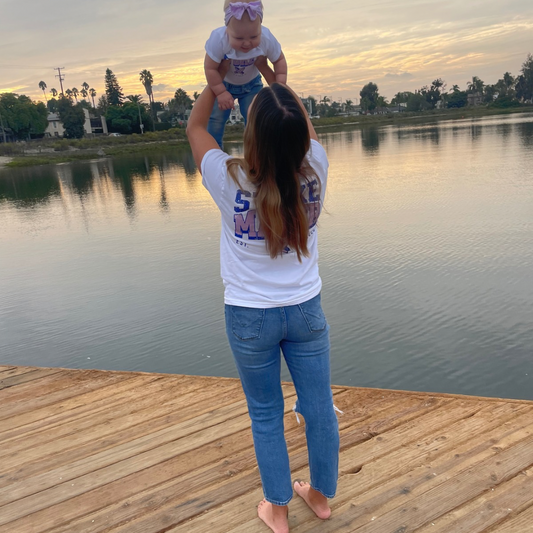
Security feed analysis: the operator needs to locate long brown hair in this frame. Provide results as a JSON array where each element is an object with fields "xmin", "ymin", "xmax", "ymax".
[{"xmin": 227, "ymin": 83, "xmax": 320, "ymax": 261}]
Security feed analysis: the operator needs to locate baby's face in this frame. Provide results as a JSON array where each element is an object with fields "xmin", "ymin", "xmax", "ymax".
[{"xmin": 226, "ymin": 15, "xmax": 262, "ymax": 52}]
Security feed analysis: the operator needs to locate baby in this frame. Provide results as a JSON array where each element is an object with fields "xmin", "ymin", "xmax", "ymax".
[{"xmin": 204, "ymin": 0, "xmax": 288, "ymax": 147}]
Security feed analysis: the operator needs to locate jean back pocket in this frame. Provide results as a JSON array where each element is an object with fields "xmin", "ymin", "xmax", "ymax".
[
  {"xmin": 229, "ymin": 306, "xmax": 265, "ymax": 340},
  {"xmin": 298, "ymin": 295, "xmax": 328, "ymax": 333}
]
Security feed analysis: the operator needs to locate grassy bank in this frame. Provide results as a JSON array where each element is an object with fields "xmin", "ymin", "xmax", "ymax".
[{"xmin": 2, "ymin": 106, "xmax": 531, "ymax": 168}]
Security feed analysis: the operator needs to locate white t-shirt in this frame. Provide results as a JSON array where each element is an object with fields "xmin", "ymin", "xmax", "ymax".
[
  {"xmin": 205, "ymin": 26, "xmax": 282, "ymax": 85},
  {"xmin": 201, "ymin": 139, "xmax": 329, "ymax": 308}
]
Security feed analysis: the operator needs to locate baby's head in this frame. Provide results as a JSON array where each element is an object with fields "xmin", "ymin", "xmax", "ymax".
[{"xmin": 224, "ymin": 0, "xmax": 263, "ymax": 53}]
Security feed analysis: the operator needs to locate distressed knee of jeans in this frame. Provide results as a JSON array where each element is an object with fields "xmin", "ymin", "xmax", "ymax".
[
  {"xmin": 293, "ymin": 401, "xmax": 304, "ymax": 425},
  {"xmin": 334, "ymin": 404, "xmax": 344, "ymax": 415}
]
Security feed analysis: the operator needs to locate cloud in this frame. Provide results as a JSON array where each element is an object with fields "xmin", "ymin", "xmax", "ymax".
[
  {"xmin": 1, "ymin": 0, "xmax": 532, "ymax": 102},
  {"xmin": 384, "ymin": 72, "xmax": 414, "ymax": 79}
]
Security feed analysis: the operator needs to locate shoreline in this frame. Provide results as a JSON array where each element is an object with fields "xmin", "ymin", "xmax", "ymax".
[
  {"xmin": 1, "ymin": 106, "xmax": 531, "ymax": 169},
  {"xmin": 0, "ymin": 156, "xmax": 13, "ymax": 168}
]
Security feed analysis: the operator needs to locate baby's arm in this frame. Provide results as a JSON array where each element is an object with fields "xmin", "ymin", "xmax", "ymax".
[
  {"xmin": 204, "ymin": 54, "xmax": 234, "ymax": 110},
  {"xmin": 273, "ymin": 51, "xmax": 288, "ymax": 84},
  {"xmin": 255, "ymin": 56, "xmax": 276, "ymax": 85}
]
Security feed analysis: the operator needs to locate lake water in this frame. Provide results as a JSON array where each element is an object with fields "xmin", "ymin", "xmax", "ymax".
[{"xmin": 1, "ymin": 113, "xmax": 533, "ymax": 400}]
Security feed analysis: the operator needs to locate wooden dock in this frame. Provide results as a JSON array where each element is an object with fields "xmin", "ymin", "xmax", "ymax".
[{"xmin": 0, "ymin": 365, "xmax": 532, "ymax": 532}]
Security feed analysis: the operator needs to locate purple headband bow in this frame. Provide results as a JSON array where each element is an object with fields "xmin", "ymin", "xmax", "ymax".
[{"xmin": 224, "ymin": 1, "xmax": 263, "ymax": 25}]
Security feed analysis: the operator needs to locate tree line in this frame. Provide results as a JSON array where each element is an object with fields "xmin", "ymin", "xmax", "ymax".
[
  {"xmin": 355, "ymin": 53, "xmax": 533, "ymax": 114},
  {"xmin": 1, "ymin": 53, "xmax": 532, "ymax": 141}
]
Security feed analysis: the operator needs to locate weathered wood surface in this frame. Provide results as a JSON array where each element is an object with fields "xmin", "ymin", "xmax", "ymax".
[{"xmin": 0, "ymin": 365, "xmax": 532, "ymax": 532}]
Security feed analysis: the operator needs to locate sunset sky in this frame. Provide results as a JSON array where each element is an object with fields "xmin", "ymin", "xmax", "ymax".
[{"xmin": 1, "ymin": 0, "xmax": 532, "ymax": 105}]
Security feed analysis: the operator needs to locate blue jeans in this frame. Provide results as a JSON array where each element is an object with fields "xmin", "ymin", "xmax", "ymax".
[
  {"xmin": 225, "ymin": 293, "xmax": 339, "ymax": 506},
  {"xmin": 208, "ymin": 75, "xmax": 263, "ymax": 149}
]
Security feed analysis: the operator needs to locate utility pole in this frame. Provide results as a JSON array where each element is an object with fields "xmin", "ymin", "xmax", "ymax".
[
  {"xmin": 0, "ymin": 110, "xmax": 7, "ymax": 143},
  {"xmin": 136, "ymin": 102, "xmax": 144, "ymax": 134},
  {"xmin": 54, "ymin": 67, "xmax": 65, "ymax": 95}
]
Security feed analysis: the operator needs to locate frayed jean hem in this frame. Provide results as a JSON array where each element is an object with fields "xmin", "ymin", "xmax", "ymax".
[
  {"xmin": 264, "ymin": 494, "xmax": 293, "ymax": 506},
  {"xmin": 311, "ymin": 485, "xmax": 336, "ymax": 499}
]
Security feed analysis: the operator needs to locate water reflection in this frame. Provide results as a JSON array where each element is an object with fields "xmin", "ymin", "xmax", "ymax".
[
  {"xmin": 360, "ymin": 126, "xmax": 384, "ymax": 153},
  {"xmin": 0, "ymin": 146, "xmax": 201, "ymax": 219},
  {"xmin": 470, "ymin": 124, "xmax": 483, "ymax": 142},
  {"xmin": 2, "ymin": 112, "xmax": 533, "ymax": 400},
  {"xmin": 518, "ymin": 121, "xmax": 533, "ymax": 148},
  {"xmin": 0, "ymin": 166, "xmax": 60, "ymax": 207}
]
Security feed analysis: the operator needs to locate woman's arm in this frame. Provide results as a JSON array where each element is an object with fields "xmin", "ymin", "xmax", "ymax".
[
  {"xmin": 204, "ymin": 54, "xmax": 235, "ymax": 110},
  {"xmin": 186, "ymin": 86, "xmax": 220, "ymax": 171}
]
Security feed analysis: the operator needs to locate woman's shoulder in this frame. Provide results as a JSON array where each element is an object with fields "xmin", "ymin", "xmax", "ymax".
[
  {"xmin": 201, "ymin": 148, "xmax": 232, "ymax": 177},
  {"xmin": 309, "ymin": 139, "xmax": 328, "ymax": 166}
]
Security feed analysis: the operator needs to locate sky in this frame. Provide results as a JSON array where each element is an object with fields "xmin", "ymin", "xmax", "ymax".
[{"xmin": 1, "ymin": 0, "xmax": 532, "ymax": 105}]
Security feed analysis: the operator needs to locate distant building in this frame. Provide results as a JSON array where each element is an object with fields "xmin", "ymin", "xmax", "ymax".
[
  {"xmin": 467, "ymin": 92, "xmax": 484, "ymax": 106},
  {"xmin": 45, "ymin": 109, "xmax": 107, "ymax": 138},
  {"xmin": 45, "ymin": 113, "xmax": 65, "ymax": 137},
  {"xmin": 85, "ymin": 109, "xmax": 107, "ymax": 135},
  {"xmin": 228, "ymin": 104, "xmax": 243, "ymax": 124}
]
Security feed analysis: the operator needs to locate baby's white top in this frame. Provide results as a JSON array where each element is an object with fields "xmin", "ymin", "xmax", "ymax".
[{"xmin": 205, "ymin": 26, "xmax": 282, "ymax": 85}]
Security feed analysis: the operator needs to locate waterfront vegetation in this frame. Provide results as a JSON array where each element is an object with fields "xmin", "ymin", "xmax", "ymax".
[
  {"xmin": 1, "ymin": 105, "xmax": 532, "ymax": 168},
  {"xmin": 1, "ymin": 53, "xmax": 532, "ymax": 167}
]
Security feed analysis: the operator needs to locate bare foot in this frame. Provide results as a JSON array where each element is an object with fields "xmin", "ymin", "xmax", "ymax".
[
  {"xmin": 257, "ymin": 499, "xmax": 289, "ymax": 533},
  {"xmin": 293, "ymin": 481, "xmax": 331, "ymax": 519}
]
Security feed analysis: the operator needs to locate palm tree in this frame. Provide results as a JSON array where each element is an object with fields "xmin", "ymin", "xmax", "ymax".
[
  {"xmin": 65, "ymin": 89, "xmax": 73, "ymax": 100},
  {"xmin": 126, "ymin": 94, "xmax": 144, "ymax": 104},
  {"xmin": 81, "ymin": 82, "xmax": 90, "ymax": 101},
  {"xmin": 193, "ymin": 91, "xmax": 200, "ymax": 101},
  {"xmin": 50, "ymin": 88, "xmax": 58, "ymax": 98},
  {"xmin": 344, "ymin": 99, "xmax": 353, "ymax": 112},
  {"xmin": 127, "ymin": 95, "xmax": 146, "ymax": 134},
  {"xmin": 38, "ymin": 81, "xmax": 48, "ymax": 101},
  {"xmin": 467, "ymin": 76, "xmax": 484, "ymax": 94},
  {"xmin": 139, "ymin": 69, "xmax": 155, "ymax": 131},
  {"xmin": 72, "ymin": 87, "xmax": 79, "ymax": 103},
  {"xmin": 89, "ymin": 88, "xmax": 97, "ymax": 108}
]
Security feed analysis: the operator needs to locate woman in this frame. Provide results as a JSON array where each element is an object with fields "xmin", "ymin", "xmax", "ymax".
[{"xmin": 187, "ymin": 83, "xmax": 339, "ymax": 533}]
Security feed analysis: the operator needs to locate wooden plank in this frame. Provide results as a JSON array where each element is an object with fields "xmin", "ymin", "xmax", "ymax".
[
  {"xmin": 286, "ymin": 405, "xmax": 533, "ymax": 533},
  {"xmin": 0, "ymin": 381, "xmax": 246, "ymax": 487},
  {"xmin": 0, "ymin": 366, "xmax": 15, "ymax": 373},
  {"xmin": 0, "ymin": 375, "xmax": 162, "ymax": 440},
  {"xmin": 346, "ymin": 435, "xmax": 533, "ymax": 533},
  {"xmin": 0, "ymin": 394, "xmax": 298, "ymax": 531},
  {"xmin": 0, "ymin": 371, "xmax": 131, "ymax": 417},
  {"xmin": 0, "ymin": 367, "xmax": 38, "ymax": 379},
  {"xmin": 113, "ymin": 400, "xmax": 484, "ymax": 533},
  {"xmin": 0, "ymin": 368, "xmax": 63, "ymax": 391},
  {"xmin": 0, "ymin": 381, "xmax": 246, "ymax": 492},
  {"xmin": 90, "ymin": 393, "xmax": 437, "ymax": 533},
  {"xmin": 486, "ymin": 502, "xmax": 533, "ymax": 532},
  {"xmin": 1, "ymin": 368, "xmax": 533, "ymax": 533},
  {"xmin": 415, "ymin": 467, "xmax": 533, "ymax": 533},
  {"xmin": 0, "ymin": 375, "xmax": 228, "ymax": 456},
  {"xmin": 176, "ymin": 402, "xmax": 529, "ymax": 533},
  {"xmin": 37, "ymin": 390, "xmax": 384, "ymax": 533}
]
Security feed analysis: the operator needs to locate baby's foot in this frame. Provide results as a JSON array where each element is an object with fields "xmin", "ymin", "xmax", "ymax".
[
  {"xmin": 257, "ymin": 499, "xmax": 289, "ymax": 533},
  {"xmin": 293, "ymin": 481, "xmax": 331, "ymax": 519}
]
